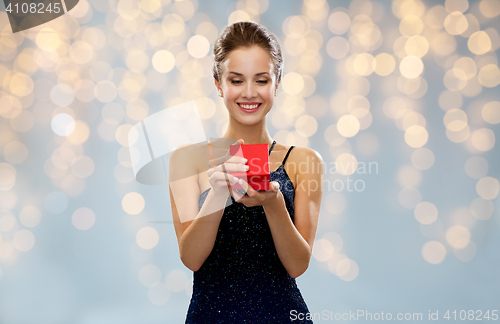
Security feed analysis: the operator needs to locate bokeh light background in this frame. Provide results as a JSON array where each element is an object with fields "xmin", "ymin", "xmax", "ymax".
[{"xmin": 1, "ymin": 0, "xmax": 499, "ymax": 322}]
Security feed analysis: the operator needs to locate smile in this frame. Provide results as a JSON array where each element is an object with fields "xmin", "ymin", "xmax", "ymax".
[{"xmin": 238, "ymin": 103, "xmax": 262, "ymax": 113}]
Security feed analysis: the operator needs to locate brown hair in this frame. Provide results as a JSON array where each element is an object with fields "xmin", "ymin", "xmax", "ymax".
[{"xmin": 212, "ymin": 21, "xmax": 284, "ymax": 85}]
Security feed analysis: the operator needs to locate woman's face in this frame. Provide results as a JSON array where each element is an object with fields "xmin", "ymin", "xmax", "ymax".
[{"xmin": 216, "ymin": 45, "xmax": 277, "ymax": 125}]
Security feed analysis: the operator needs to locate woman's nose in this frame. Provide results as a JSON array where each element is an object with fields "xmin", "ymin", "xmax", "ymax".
[{"xmin": 242, "ymin": 83, "xmax": 256, "ymax": 98}]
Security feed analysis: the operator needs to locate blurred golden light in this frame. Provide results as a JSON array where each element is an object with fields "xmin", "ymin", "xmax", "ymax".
[
  {"xmin": 116, "ymin": 124, "xmax": 134, "ymax": 147},
  {"xmin": 443, "ymin": 11, "xmax": 468, "ymax": 35},
  {"xmin": 122, "ymin": 192, "xmax": 145, "ymax": 215},
  {"xmin": 324, "ymin": 124, "xmax": 346, "ymax": 147},
  {"xmin": 446, "ymin": 225, "xmax": 470, "ymax": 249},
  {"xmin": 67, "ymin": 120, "xmax": 90, "ymax": 145},
  {"xmin": 13, "ymin": 229, "xmax": 35, "ymax": 252},
  {"xmin": 126, "ymin": 99, "xmax": 149, "ymax": 121},
  {"xmin": 401, "ymin": 110, "xmax": 426, "ymax": 130},
  {"xmin": 399, "ymin": 55, "xmax": 424, "ymax": 79},
  {"xmin": 136, "ymin": 226, "xmax": 159, "ymax": 249},
  {"xmin": 446, "ymin": 125, "xmax": 470, "ymax": 143},
  {"xmin": 411, "ymin": 147, "xmax": 435, "ymax": 170},
  {"xmin": 335, "ymin": 153, "xmax": 358, "ymax": 176},
  {"xmin": 187, "ymin": 35, "xmax": 210, "ymax": 59},
  {"xmin": 0, "ymin": 95, "xmax": 22, "ymax": 119},
  {"xmin": 479, "ymin": 0, "xmax": 500, "ymax": 18},
  {"xmin": 465, "ymin": 156, "xmax": 488, "ymax": 179},
  {"xmin": 4, "ymin": 141, "xmax": 28, "ymax": 164},
  {"xmin": 94, "ymin": 80, "xmax": 118, "ymax": 103},
  {"xmin": 444, "ymin": 108, "xmax": 468, "ymax": 131},
  {"xmin": 162, "ymin": 14, "xmax": 185, "ymax": 37},
  {"xmin": 282, "ymin": 72, "xmax": 305, "ymax": 95},
  {"xmin": 414, "ymin": 201, "xmax": 438, "ymax": 225},
  {"xmin": 404, "ymin": 125, "xmax": 428, "ymax": 148},
  {"xmin": 404, "ymin": 35, "xmax": 429, "ymax": 58},
  {"xmin": 312, "ymin": 239, "xmax": 334, "ymax": 262},
  {"xmin": 431, "ymin": 32, "xmax": 457, "ymax": 56},
  {"xmin": 81, "ymin": 27, "xmax": 106, "ymax": 51},
  {"xmin": 117, "ymin": 0, "xmax": 141, "ymax": 20},
  {"xmin": 399, "ymin": 15, "xmax": 424, "ymax": 36},
  {"xmin": 69, "ymin": 41, "xmax": 94, "ymax": 65},
  {"xmin": 328, "ymin": 11, "xmax": 351, "ymax": 35},
  {"xmin": 326, "ymin": 36, "xmax": 349, "ymax": 60},
  {"xmin": 426, "ymin": 5, "xmax": 447, "ymax": 30},
  {"xmin": 422, "ymin": 240, "xmax": 447, "ymax": 264},
  {"xmin": 126, "ymin": 50, "xmax": 149, "ymax": 73},
  {"xmin": 476, "ymin": 177, "xmax": 499, "ymax": 200},
  {"xmin": 35, "ymin": 28, "xmax": 61, "ymax": 52},
  {"xmin": 337, "ymin": 258, "xmax": 359, "ymax": 282},
  {"xmin": 9, "ymin": 73, "xmax": 34, "ymax": 97},
  {"xmin": 445, "ymin": 0, "xmax": 469, "ymax": 13},
  {"xmin": 482, "ymin": 101, "xmax": 500, "ymax": 124},
  {"xmin": 468, "ymin": 31, "xmax": 492, "ymax": 55},
  {"xmin": 352, "ymin": 53, "xmax": 375, "ymax": 76},
  {"xmin": 74, "ymin": 79, "xmax": 95, "ymax": 102},
  {"xmin": 71, "ymin": 156, "xmax": 95, "ymax": 178},
  {"xmin": 19, "ymin": 206, "xmax": 42, "ymax": 228},
  {"xmin": 470, "ymin": 128, "xmax": 495, "ymax": 151},
  {"xmin": 72, "ymin": 207, "xmax": 96, "ymax": 230},
  {"xmin": 374, "ymin": 53, "xmax": 395, "ymax": 76},
  {"xmin": 152, "ymin": 50, "xmax": 175, "ymax": 74},
  {"xmin": 470, "ymin": 197, "xmax": 494, "ymax": 220},
  {"xmin": 337, "ymin": 115, "xmax": 360, "ymax": 138},
  {"xmin": 299, "ymin": 50, "xmax": 322, "ymax": 75},
  {"xmin": 453, "ymin": 57, "xmax": 477, "ymax": 81},
  {"xmin": 443, "ymin": 69, "xmax": 467, "ymax": 91},
  {"xmin": 15, "ymin": 49, "xmax": 38, "ymax": 75},
  {"xmin": 461, "ymin": 14, "xmax": 480, "ymax": 38},
  {"xmin": 397, "ymin": 164, "xmax": 422, "ymax": 187},
  {"xmin": 295, "ymin": 114, "xmax": 318, "ymax": 137},
  {"xmin": 0, "ymin": 163, "xmax": 16, "ymax": 191},
  {"xmin": 477, "ymin": 64, "xmax": 500, "ymax": 88},
  {"xmin": 283, "ymin": 16, "xmax": 308, "ymax": 38}
]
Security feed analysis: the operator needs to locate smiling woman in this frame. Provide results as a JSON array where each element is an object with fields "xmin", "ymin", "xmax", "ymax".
[{"xmin": 168, "ymin": 21, "xmax": 324, "ymax": 324}]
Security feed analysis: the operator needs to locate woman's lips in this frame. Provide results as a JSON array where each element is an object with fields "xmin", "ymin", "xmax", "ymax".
[{"xmin": 237, "ymin": 103, "xmax": 262, "ymax": 113}]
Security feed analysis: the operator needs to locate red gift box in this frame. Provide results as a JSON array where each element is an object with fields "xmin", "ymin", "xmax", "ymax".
[{"xmin": 229, "ymin": 143, "xmax": 270, "ymax": 191}]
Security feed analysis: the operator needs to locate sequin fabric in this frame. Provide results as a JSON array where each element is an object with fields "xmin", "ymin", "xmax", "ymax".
[{"xmin": 185, "ymin": 142, "xmax": 313, "ymax": 323}]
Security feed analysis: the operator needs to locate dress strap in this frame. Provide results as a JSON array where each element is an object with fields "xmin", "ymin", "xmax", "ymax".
[
  {"xmin": 268, "ymin": 140, "xmax": 276, "ymax": 155},
  {"xmin": 282, "ymin": 146, "xmax": 295, "ymax": 165}
]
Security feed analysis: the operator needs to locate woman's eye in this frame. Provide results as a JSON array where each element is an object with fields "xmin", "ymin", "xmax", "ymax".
[
  {"xmin": 231, "ymin": 80, "xmax": 242, "ymax": 84},
  {"xmin": 257, "ymin": 80, "xmax": 268, "ymax": 84}
]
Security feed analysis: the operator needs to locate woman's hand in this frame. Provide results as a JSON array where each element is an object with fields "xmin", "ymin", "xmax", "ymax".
[
  {"xmin": 231, "ymin": 177, "xmax": 282, "ymax": 208},
  {"xmin": 206, "ymin": 139, "xmax": 248, "ymax": 196}
]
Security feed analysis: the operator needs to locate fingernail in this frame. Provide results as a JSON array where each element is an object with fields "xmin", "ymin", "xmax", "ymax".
[
  {"xmin": 243, "ymin": 158, "xmax": 247, "ymax": 163},
  {"xmin": 238, "ymin": 179, "xmax": 243, "ymax": 184},
  {"xmin": 233, "ymin": 177, "xmax": 239, "ymax": 183}
]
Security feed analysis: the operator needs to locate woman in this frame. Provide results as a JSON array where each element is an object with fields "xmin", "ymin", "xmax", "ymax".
[{"xmin": 168, "ymin": 21, "xmax": 323, "ymax": 323}]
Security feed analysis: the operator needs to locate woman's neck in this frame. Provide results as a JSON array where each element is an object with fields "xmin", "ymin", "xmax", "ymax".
[{"xmin": 222, "ymin": 118, "xmax": 273, "ymax": 145}]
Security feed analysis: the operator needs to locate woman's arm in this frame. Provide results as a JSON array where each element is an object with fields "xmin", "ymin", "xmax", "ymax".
[
  {"xmin": 262, "ymin": 147, "xmax": 324, "ymax": 278},
  {"xmin": 169, "ymin": 141, "xmax": 245, "ymax": 271}
]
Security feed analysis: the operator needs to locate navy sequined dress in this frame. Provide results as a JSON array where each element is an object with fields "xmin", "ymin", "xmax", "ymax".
[{"xmin": 186, "ymin": 141, "xmax": 313, "ymax": 323}]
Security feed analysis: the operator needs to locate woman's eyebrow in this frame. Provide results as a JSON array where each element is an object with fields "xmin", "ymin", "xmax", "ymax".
[{"xmin": 228, "ymin": 72, "xmax": 270, "ymax": 76}]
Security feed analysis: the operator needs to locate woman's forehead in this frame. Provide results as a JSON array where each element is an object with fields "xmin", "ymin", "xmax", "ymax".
[{"xmin": 223, "ymin": 47, "xmax": 274, "ymax": 75}]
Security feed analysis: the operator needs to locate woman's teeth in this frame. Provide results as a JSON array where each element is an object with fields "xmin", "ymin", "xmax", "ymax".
[{"xmin": 239, "ymin": 103, "xmax": 260, "ymax": 109}]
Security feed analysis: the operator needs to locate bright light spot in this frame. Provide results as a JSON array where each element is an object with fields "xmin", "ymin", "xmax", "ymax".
[
  {"xmin": 328, "ymin": 11, "xmax": 351, "ymax": 35},
  {"xmin": 482, "ymin": 101, "xmax": 500, "ymax": 124},
  {"xmin": 51, "ymin": 113, "xmax": 76, "ymax": 136},
  {"xmin": 337, "ymin": 115, "xmax": 360, "ymax": 137},
  {"xmin": 446, "ymin": 225, "xmax": 470, "ymax": 249},
  {"xmin": 136, "ymin": 226, "xmax": 159, "ymax": 249},
  {"xmin": 411, "ymin": 147, "xmax": 435, "ymax": 170},
  {"xmin": 335, "ymin": 153, "xmax": 358, "ymax": 176},
  {"xmin": 468, "ymin": 31, "xmax": 492, "ymax": 55},
  {"xmin": 464, "ymin": 156, "xmax": 488, "ymax": 179},
  {"xmin": 404, "ymin": 125, "xmax": 428, "ymax": 148},
  {"xmin": 122, "ymin": 192, "xmax": 145, "ymax": 215},
  {"xmin": 476, "ymin": 177, "xmax": 499, "ymax": 200},
  {"xmin": 374, "ymin": 53, "xmax": 395, "ymax": 76},
  {"xmin": 187, "ymin": 35, "xmax": 210, "ymax": 58},
  {"xmin": 282, "ymin": 72, "xmax": 304, "ymax": 95},
  {"xmin": 13, "ymin": 229, "xmax": 35, "ymax": 252},
  {"xmin": 400, "ymin": 56, "xmax": 424, "ymax": 79},
  {"xmin": 422, "ymin": 241, "xmax": 447, "ymax": 264},
  {"xmin": 19, "ymin": 205, "xmax": 42, "ymax": 227},
  {"xmin": 72, "ymin": 207, "xmax": 96, "ymax": 230},
  {"xmin": 471, "ymin": 128, "xmax": 495, "ymax": 151},
  {"xmin": 414, "ymin": 202, "xmax": 438, "ymax": 225},
  {"xmin": 312, "ymin": 239, "xmax": 334, "ymax": 262},
  {"xmin": 477, "ymin": 64, "xmax": 500, "ymax": 88}
]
